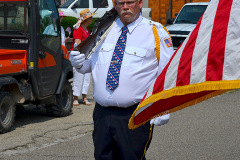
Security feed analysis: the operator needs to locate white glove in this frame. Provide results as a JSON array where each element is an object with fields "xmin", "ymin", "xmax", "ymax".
[
  {"xmin": 69, "ymin": 51, "xmax": 85, "ymax": 68},
  {"xmin": 150, "ymin": 114, "xmax": 170, "ymax": 126}
]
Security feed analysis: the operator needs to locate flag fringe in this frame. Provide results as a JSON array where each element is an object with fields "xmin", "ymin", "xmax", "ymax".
[{"xmin": 129, "ymin": 80, "xmax": 240, "ymax": 129}]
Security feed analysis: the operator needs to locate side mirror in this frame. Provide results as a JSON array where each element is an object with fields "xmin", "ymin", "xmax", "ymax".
[{"xmin": 166, "ymin": 18, "xmax": 175, "ymax": 25}]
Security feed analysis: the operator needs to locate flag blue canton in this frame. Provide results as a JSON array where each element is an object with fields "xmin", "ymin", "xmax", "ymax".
[{"xmin": 106, "ymin": 26, "xmax": 128, "ymax": 90}]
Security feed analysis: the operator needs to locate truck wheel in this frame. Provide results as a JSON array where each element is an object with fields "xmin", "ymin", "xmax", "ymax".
[
  {"xmin": 0, "ymin": 93, "xmax": 16, "ymax": 134},
  {"xmin": 46, "ymin": 81, "xmax": 73, "ymax": 117}
]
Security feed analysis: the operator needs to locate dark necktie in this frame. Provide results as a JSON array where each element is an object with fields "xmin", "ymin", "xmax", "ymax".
[{"xmin": 106, "ymin": 26, "xmax": 128, "ymax": 90}]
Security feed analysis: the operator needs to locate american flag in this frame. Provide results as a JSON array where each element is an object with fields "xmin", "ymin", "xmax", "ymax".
[
  {"xmin": 129, "ymin": 0, "xmax": 240, "ymax": 129},
  {"xmin": 164, "ymin": 38, "xmax": 173, "ymax": 48}
]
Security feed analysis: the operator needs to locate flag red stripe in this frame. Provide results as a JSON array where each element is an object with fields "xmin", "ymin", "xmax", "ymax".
[
  {"xmin": 176, "ymin": 16, "xmax": 203, "ymax": 86},
  {"xmin": 152, "ymin": 47, "xmax": 180, "ymax": 94},
  {"xmin": 134, "ymin": 91, "xmax": 214, "ymax": 125},
  {"xmin": 140, "ymin": 90, "xmax": 148, "ymax": 103},
  {"xmin": 206, "ymin": 0, "xmax": 233, "ymax": 81}
]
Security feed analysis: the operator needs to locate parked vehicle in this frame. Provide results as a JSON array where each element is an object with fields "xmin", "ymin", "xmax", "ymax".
[
  {"xmin": 166, "ymin": 2, "xmax": 209, "ymax": 49},
  {"xmin": 0, "ymin": 0, "xmax": 73, "ymax": 133},
  {"xmin": 59, "ymin": 0, "xmax": 151, "ymax": 19}
]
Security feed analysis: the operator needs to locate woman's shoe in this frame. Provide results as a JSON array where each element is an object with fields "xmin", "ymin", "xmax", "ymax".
[
  {"xmin": 83, "ymin": 100, "xmax": 91, "ymax": 105},
  {"xmin": 73, "ymin": 100, "xmax": 79, "ymax": 106}
]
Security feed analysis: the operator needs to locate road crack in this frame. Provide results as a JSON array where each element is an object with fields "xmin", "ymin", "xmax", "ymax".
[{"xmin": 0, "ymin": 122, "xmax": 93, "ymax": 157}]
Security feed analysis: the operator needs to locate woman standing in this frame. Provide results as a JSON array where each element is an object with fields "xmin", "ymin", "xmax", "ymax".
[
  {"xmin": 58, "ymin": 9, "xmax": 68, "ymax": 46},
  {"xmin": 71, "ymin": 9, "xmax": 96, "ymax": 106}
]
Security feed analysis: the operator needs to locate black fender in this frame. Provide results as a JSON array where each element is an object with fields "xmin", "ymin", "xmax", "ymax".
[
  {"xmin": 0, "ymin": 77, "xmax": 33, "ymax": 102},
  {"xmin": 56, "ymin": 59, "xmax": 73, "ymax": 94},
  {"xmin": 0, "ymin": 77, "xmax": 19, "ymax": 89}
]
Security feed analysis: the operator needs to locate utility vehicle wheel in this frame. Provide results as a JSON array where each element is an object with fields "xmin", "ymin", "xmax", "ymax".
[
  {"xmin": 46, "ymin": 81, "xmax": 73, "ymax": 117},
  {"xmin": 0, "ymin": 93, "xmax": 16, "ymax": 134}
]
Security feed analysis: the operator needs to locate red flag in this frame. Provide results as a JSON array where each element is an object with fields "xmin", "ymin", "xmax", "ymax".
[{"xmin": 129, "ymin": 0, "xmax": 240, "ymax": 129}]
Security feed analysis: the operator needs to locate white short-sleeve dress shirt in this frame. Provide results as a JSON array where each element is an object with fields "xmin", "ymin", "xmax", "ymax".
[{"xmin": 78, "ymin": 15, "xmax": 174, "ymax": 107}]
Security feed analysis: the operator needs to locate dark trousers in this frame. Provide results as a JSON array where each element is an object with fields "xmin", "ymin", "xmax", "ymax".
[{"xmin": 93, "ymin": 103, "xmax": 154, "ymax": 160}]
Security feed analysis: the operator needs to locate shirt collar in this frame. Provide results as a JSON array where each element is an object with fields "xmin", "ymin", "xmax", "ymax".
[{"xmin": 115, "ymin": 14, "xmax": 143, "ymax": 34}]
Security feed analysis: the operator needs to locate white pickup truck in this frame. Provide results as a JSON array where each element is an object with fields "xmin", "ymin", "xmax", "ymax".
[
  {"xmin": 166, "ymin": 2, "xmax": 209, "ymax": 50},
  {"xmin": 59, "ymin": 0, "xmax": 151, "ymax": 19}
]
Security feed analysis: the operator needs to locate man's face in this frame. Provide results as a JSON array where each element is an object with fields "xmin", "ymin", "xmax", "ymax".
[{"xmin": 114, "ymin": 0, "xmax": 143, "ymax": 26}]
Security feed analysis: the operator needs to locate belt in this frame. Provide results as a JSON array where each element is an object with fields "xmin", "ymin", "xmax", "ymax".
[{"xmin": 96, "ymin": 102, "xmax": 139, "ymax": 110}]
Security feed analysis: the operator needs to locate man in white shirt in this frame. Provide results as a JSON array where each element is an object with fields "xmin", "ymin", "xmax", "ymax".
[{"xmin": 70, "ymin": 0, "xmax": 174, "ymax": 159}]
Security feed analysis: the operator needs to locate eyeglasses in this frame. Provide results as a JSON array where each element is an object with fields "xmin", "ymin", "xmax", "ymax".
[{"xmin": 116, "ymin": 0, "xmax": 137, "ymax": 7}]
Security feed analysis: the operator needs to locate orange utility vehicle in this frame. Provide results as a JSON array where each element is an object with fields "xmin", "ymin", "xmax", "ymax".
[{"xmin": 0, "ymin": 0, "xmax": 73, "ymax": 133}]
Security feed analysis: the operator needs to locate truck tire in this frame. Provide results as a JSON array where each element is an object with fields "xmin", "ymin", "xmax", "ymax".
[
  {"xmin": 46, "ymin": 81, "xmax": 73, "ymax": 117},
  {"xmin": 0, "ymin": 93, "xmax": 16, "ymax": 134}
]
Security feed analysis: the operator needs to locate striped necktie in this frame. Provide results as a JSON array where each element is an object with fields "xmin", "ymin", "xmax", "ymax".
[{"xmin": 106, "ymin": 26, "xmax": 128, "ymax": 90}]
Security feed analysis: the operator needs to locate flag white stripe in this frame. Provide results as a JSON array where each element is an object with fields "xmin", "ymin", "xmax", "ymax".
[
  {"xmin": 134, "ymin": 74, "xmax": 157, "ymax": 116},
  {"xmin": 223, "ymin": 0, "xmax": 240, "ymax": 80},
  {"xmin": 135, "ymin": 103, "xmax": 153, "ymax": 117},
  {"xmin": 163, "ymin": 42, "xmax": 187, "ymax": 90},
  {"xmin": 190, "ymin": 0, "xmax": 219, "ymax": 84},
  {"xmin": 146, "ymin": 78, "xmax": 156, "ymax": 98}
]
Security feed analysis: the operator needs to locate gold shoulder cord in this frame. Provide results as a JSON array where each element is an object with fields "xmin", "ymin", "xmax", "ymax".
[
  {"xmin": 152, "ymin": 24, "xmax": 160, "ymax": 61},
  {"xmin": 162, "ymin": 25, "xmax": 171, "ymax": 39},
  {"xmin": 152, "ymin": 24, "xmax": 172, "ymax": 61}
]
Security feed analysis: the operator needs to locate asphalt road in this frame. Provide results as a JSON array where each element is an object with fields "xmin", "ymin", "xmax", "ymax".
[{"xmin": 0, "ymin": 84, "xmax": 240, "ymax": 159}]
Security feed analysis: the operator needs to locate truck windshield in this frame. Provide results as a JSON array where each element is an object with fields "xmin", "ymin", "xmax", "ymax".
[
  {"xmin": 175, "ymin": 5, "xmax": 207, "ymax": 24},
  {"xmin": 72, "ymin": 0, "xmax": 89, "ymax": 8},
  {"xmin": 93, "ymin": 0, "xmax": 108, "ymax": 8},
  {"xmin": 60, "ymin": 0, "xmax": 75, "ymax": 8},
  {"xmin": 0, "ymin": 3, "xmax": 28, "ymax": 35}
]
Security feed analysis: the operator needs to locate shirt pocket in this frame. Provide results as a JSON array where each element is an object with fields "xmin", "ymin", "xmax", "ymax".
[
  {"xmin": 123, "ymin": 47, "xmax": 147, "ymax": 69},
  {"xmin": 96, "ymin": 43, "xmax": 115, "ymax": 64}
]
